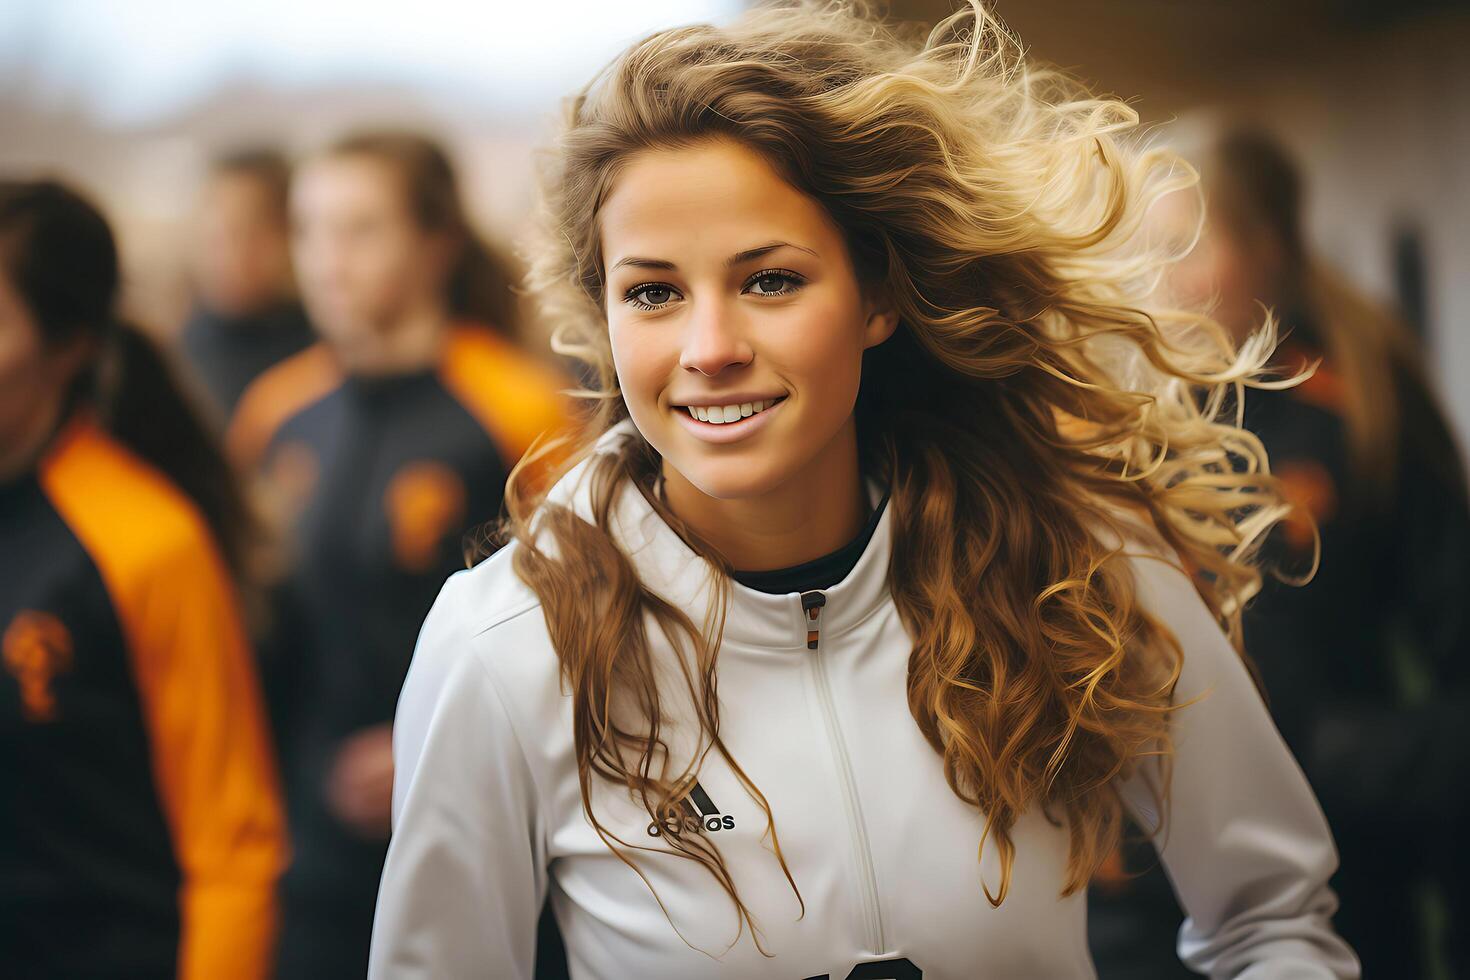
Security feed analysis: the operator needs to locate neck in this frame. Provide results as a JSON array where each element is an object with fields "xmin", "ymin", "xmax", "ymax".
[
  {"xmin": 339, "ymin": 302, "xmax": 449, "ymax": 377},
  {"xmin": 660, "ymin": 418, "xmax": 870, "ymax": 572}
]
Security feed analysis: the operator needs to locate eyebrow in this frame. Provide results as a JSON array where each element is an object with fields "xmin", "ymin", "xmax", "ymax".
[{"xmin": 608, "ymin": 240, "xmax": 818, "ymax": 273}]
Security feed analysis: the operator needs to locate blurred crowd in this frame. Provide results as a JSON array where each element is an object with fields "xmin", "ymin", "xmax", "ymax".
[{"xmin": 1, "ymin": 122, "xmax": 1466, "ymax": 977}]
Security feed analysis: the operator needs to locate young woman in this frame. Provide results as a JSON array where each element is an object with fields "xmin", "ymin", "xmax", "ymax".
[
  {"xmin": 226, "ymin": 131, "xmax": 569, "ymax": 979},
  {"xmin": 371, "ymin": 5, "xmax": 1359, "ymax": 978},
  {"xmin": 1093, "ymin": 127, "xmax": 1470, "ymax": 979},
  {"xmin": 0, "ymin": 180, "xmax": 286, "ymax": 977}
]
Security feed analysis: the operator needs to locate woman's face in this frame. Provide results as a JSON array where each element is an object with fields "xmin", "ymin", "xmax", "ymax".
[
  {"xmin": 0, "ymin": 271, "xmax": 82, "ymax": 470},
  {"xmin": 192, "ymin": 171, "xmax": 291, "ymax": 317},
  {"xmin": 599, "ymin": 139, "xmax": 896, "ymax": 500},
  {"xmin": 290, "ymin": 155, "xmax": 448, "ymax": 347},
  {"xmin": 1153, "ymin": 186, "xmax": 1275, "ymax": 341}
]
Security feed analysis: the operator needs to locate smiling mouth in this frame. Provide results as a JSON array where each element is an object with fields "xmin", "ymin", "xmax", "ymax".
[{"xmin": 680, "ymin": 396, "xmax": 786, "ymax": 425}]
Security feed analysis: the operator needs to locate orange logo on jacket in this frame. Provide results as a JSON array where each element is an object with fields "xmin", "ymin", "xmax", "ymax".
[
  {"xmin": 4, "ymin": 610, "xmax": 74, "ymax": 722},
  {"xmin": 385, "ymin": 461, "xmax": 467, "ymax": 573},
  {"xmin": 265, "ymin": 440, "xmax": 321, "ymax": 523}
]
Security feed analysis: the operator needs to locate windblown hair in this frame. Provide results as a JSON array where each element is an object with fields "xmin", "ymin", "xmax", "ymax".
[
  {"xmin": 502, "ymin": 0, "xmax": 1294, "ymax": 947},
  {"xmin": 1204, "ymin": 127, "xmax": 1466, "ymax": 503}
]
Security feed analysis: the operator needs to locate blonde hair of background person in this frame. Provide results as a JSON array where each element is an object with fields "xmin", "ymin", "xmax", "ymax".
[{"xmin": 369, "ymin": 2, "xmax": 1357, "ymax": 977}]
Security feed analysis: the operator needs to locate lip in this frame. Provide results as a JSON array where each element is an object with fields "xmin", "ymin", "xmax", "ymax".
[
  {"xmin": 670, "ymin": 392, "xmax": 786, "ymax": 408},
  {"xmin": 672, "ymin": 396, "xmax": 787, "ymax": 445}
]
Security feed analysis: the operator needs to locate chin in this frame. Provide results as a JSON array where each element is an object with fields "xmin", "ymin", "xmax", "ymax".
[{"xmin": 666, "ymin": 452, "xmax": 794, "ymax": 502}]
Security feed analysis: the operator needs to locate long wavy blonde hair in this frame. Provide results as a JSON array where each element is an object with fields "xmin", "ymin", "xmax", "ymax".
[{"xmin": 498, "ymin": 0, "xmax": 1295, "ymax": 948}]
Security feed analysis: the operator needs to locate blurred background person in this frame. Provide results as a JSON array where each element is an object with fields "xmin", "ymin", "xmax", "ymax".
[
  {"xmin": 178, "ymin": 147, "xmax": 315, "ymax": 423},
  {"xmin": 1088, "ymin": 127, "xmax": 1470, "ymax": 978},
  {"xmin": 226, "ymin": 130, "xmax": 569, "ymax": 980},
  {"xmin": 0, "ymin": 179, "xmax": 286, "ymax": 978}
]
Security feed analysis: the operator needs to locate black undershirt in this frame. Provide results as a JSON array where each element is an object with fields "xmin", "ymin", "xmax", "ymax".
[{"xmin": 731, "ymin": 491, "xmax": 889, "ymax": 595}]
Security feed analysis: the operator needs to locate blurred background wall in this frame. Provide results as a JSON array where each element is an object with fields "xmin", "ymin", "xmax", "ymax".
[{"xmin": 3, "ymin": 0, "xmax": 1466, "ymax": 451}]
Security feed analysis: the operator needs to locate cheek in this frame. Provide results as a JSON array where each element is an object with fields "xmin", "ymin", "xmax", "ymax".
[
  {"xmin": 0, "ymin": 319, "xmax": 42, "ymax": 381},
  {"xmin": 292, "ymin": 237, "xmax": 337, "ymax": 294},
  {"xmin": 767, "ymin": 292, "xmax": 866, "ymax": 402},
  {"xmin": 240, "ymin": 228, "xmax": 280, "ymax": 276},
  {"xmin": 365, "ymin": 237, "xmax": 427, "ymax": 303},
  {"xmin": 0, "ymin": 341, "xmax": 55, "ymax": 437},
  {"xmin": 314, "ymin": 238, "xmax": 410, "ymax": 318},
  {"xmin": 1200, "ymin": 228, "xmax": 1256, "ymax": 297},
  {"xmin": 608, "ymin": 316, "xmax": 677, "ymax": 407},
  {"xmin": 1168, "ymin": 244, "xmax": 1217, "ymax": 305},
  {"xmin": 1208, "ymin": 247, "xmax": 1244, "ymax": 293}
]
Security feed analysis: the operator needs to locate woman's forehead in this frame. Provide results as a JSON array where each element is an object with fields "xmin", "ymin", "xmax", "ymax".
[
  {"xmin": 292, "ymin": 155, "xmax": 401, "ymax": 212},
  {"xmin": 598, "ymin": 141, "xmax": 840, "ymax": 269}
]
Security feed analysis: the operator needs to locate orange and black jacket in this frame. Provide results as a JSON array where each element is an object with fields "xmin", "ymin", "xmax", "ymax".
[
  {"xmin": 0, "ymin": 413, "xmax": 288, "ymax": 979},
  {"xmin": 179, "ymin": 299, "xmax": 316, "ymax": 420},
  {"xmin": 1088, "ymin": 324, "xmax": 1470, "ymax": 977},
  {"xmin": 1235, "ymin": 333, "xmax": 1470, "ymax": 976},
  {"xmin": 228, "ymin": 324, "xmax": 567, "ymax": 906}
]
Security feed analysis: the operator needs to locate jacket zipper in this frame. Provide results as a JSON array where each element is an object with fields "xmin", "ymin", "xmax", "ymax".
[{"xmin": 801, "ymin": 590, "xmax": 886, "ymax": 954}]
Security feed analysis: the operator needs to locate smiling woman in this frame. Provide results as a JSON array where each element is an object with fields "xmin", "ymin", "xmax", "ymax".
[
  {"xmin": 601, "ymin": 141, "xmax": 894, "ymax": 567},
  {"xmin": 368, "ymin": 3, "xmax": 1359, "ymax": 978}
]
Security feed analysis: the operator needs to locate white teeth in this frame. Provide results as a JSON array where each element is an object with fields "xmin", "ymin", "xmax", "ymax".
[{"xmin": 686, "ymin": 398, "xmax": 780, "ymax": 424}]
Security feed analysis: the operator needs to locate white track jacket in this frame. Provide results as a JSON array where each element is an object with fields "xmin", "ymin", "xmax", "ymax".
[{"xmin": 370, "ymin": 423, "xmax": 1359, "ymax": 979}]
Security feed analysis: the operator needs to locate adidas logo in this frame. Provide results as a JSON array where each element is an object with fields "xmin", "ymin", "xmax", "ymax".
[{"xmin": 646, "ymin": 781, "xmax": 735, "ymax": 837}]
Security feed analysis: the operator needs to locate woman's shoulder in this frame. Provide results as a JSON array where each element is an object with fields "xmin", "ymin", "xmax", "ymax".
[
  {"xmin": 391, "ymin": 540, "xmax": 567, "ymax": 822},
  {"xmin": 1083, "ymin": 499, "xmax": 1181, "ymax": 572},
  {"xmin": 1081, "ymin": 501, "xmax": 1226, "ymax": 644},
  {"xmin": 38, "ymin": 414, "xmax": 224, "ymax": 585},
  {"xmin": 225, "ymin": 342, "xmax": 344, "ymax": 469},
  {"xmin": 1080, "ymin": 501, "xmax": 1255, "ymax": 712},
  {"xmin": 456, "ymin": 538, "xmax": 540, "ymax": 612},
  {"xmin": 402, "ymin": 541, "xmax": 562, "ymax": 718},
  {"xmin": 436, "ymin": 324, "xmax": 573, "ymax": 463}
]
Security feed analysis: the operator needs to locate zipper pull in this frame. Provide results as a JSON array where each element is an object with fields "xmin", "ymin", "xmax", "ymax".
[{"xmin": 800, "ymin": 590, "xmax": 826, "ymax": 651}]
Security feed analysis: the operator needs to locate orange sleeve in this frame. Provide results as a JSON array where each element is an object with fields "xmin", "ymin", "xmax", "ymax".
[
  {"xmin": 226, "ymin": 342, "xmax": 342, "ymax": 470},
  {"xmin": 41, "ymin": 419, "xmax": 289, "ymax": 980},
  {"xmin": 439, "ymin": 325, "xmax": 577, "ymax": 493}
]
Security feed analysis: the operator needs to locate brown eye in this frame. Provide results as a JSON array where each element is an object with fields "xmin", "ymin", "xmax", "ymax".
[
  {"xmin": 624, "ymin": 282, "xmax": 679, "ymax": 309},
  {"xmin": 744, "ymin": 270, "xmax": 804, "ymax": 297}
]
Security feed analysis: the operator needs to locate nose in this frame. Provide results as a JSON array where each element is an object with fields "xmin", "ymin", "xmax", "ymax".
[{"xmin": 678, "ymin": 299, "xmax": 753, "ymax": 377}]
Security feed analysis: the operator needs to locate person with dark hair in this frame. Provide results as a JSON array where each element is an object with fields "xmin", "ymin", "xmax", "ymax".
[
  {"xmin": 178, "ymin": 146, "xmax": 315, "ymax": 420},
  {"xmin": 1090, "ymin": 127, "xmax": 1470, "ymax": 977},
  {"xmin": 0, "ymin": 179, "xmax": 287, "ymax": 977},
  {"xmin": 227, "ymin": 130, "xmax": 570, "ymax": 979}
]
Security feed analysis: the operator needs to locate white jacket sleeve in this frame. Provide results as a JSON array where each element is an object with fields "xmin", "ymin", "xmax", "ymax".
[
  {"xmin": 1118, "ymin": 550, "xmax": 1361, "ymax": 979},
  {"xmin": 369, "ymin": 572, "xmax": 548, "ymax": 980}
]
